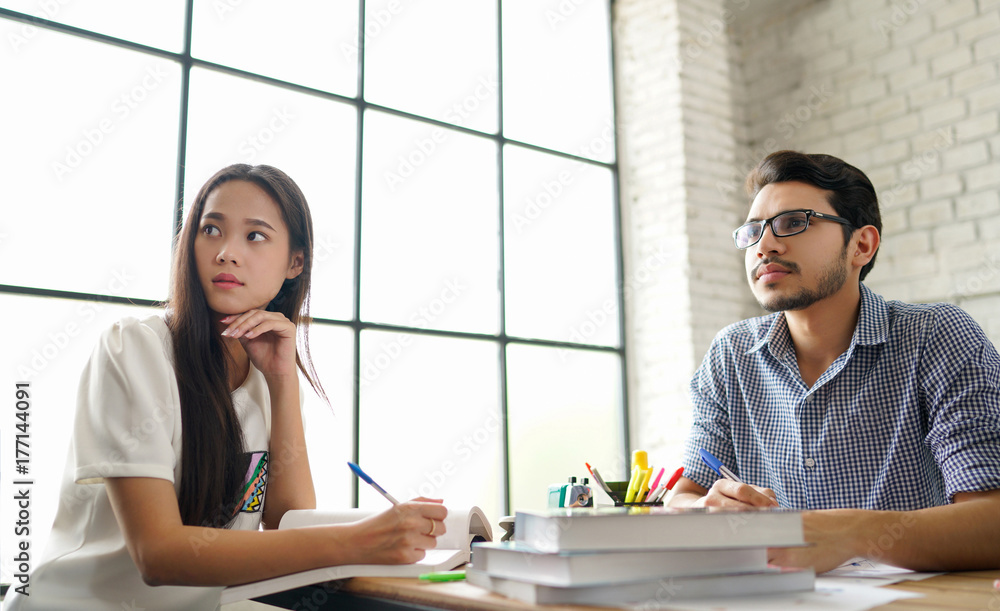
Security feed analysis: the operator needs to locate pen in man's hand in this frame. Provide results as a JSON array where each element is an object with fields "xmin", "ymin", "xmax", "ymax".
[{"xmin": 698, "ymin": 449, "xmax": 746, "ymax": 485}]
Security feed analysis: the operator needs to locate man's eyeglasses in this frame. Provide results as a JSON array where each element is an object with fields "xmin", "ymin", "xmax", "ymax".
[{"xmin": 733, "ymin": 209, "xmax": 855, "ymax": 250}]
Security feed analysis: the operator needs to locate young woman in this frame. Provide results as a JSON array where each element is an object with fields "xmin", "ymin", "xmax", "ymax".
[{"xmin": 9, "ymin": 165, "xmax": 446, "ymax": 611}]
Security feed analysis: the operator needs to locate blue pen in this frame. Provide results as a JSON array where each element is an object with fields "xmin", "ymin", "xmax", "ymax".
[
  {"xmin": 348, "ymin": 462, "xmax": 400, "ymax": 505},
  {"xmin": 699, "ymin": 449, "xmax": 746, "ymax": 485}
]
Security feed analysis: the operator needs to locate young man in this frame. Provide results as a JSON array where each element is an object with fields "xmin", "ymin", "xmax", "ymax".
[{"xmin": 669, "ymin": 151, "xmax": 1000, "ymax": 573}]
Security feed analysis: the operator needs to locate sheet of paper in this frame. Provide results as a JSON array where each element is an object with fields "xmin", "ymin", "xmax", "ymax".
[
  {"xmin": 821, "ymin": 558, "xmax": 942, "ymax": 585},
  {"xmin": 618, "ymin": 581, "xmax": 923, "ymax": 611}
]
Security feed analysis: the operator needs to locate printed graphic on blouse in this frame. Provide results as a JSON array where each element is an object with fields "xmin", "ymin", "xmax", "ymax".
[{"xmin": 237, "ymin": 451, "xmax": 268, "ymax": 514}]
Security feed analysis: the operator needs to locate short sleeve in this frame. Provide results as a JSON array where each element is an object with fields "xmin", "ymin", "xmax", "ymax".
[{"xmin": 74, "ymin": 316, "xmax": 179, "ymax": 485}]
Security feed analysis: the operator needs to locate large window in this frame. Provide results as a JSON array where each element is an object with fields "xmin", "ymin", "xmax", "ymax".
[{"xmin": 0, "ymin": 0, "xmax": 623, "ymax": 568}]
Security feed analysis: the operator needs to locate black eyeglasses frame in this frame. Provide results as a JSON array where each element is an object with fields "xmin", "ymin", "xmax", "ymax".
[{"xmin": 733, "ymin": 209, "xmax": 855, "ymax": 250}]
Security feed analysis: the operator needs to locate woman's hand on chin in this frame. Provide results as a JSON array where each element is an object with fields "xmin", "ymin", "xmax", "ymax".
[{"xmin": 220, "ymin": 309, "xmax": 298, "ymax": 379}]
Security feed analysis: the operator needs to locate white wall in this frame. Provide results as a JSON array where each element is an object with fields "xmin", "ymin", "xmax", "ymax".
[
  {"xmin": 615, "ymin": 0, "xmax": 1000, "ymax": 466},
  {"xmin": 735, "ymin": 0, "xmax": 1000, "ymax": 327}
]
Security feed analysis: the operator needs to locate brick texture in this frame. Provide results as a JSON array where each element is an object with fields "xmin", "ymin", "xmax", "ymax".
[{"xmin": 614, "ymin": 0, "xmax": 1000, "ymax": 465}]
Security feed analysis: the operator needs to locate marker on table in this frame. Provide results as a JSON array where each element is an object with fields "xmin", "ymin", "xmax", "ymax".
[
  {"xmin": 648, "ymin": 467, "xmax": 665, "ymax": 494},
  {"xmin": 647, "ymin": 466, "xmax": 684, "ymax": 503},
  {"xmin": 698, "ymin": 449, "xmax": 745, "ymax": 485},
  {"xmin": 636, "ymin": 468, "xmax": 653, "ymax": 502},
  {"xmin": 419, "ymin": 570, "xmax": 466, "ymax": 582},
  {"xmin": 348, "ymin": 461, "xmax": 400, "ymax": 505},
  {"xmin": 586, "ymin": 463, "xmax": 620, "ymax": 503},
  {"xmin": 664, "ymin": 466, "xmax": 684, "ymax": 491},
  {"xmin": 624, "ymin": 451, "xmax": 649, "ymax": 503},
  {"xmin": 624, "ymin": 468, "xmax": 639, "ymax": 503}
]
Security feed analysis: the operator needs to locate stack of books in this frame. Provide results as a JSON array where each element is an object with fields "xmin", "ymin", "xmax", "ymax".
[{"xmin": 467, "ymin": 506, "xmax": 813, "ymax": 606}]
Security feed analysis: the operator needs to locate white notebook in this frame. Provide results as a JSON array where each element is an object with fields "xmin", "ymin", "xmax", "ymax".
[{"xmin": 220, "ymin": 506, "xmax": 491, "ymax": 604}]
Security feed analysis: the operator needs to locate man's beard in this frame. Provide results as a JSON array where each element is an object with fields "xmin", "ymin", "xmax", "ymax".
[{"xmin": 753, "ymin": 247, "xmax": 849, "ymax": 313}]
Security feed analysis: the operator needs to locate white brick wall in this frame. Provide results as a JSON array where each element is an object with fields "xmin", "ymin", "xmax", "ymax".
[
  {"xmin": 614, "ymin": 0, "xmax": 748, "ymax": 467},
  {"xmin": 733, "ymin": 0, "xmax": 1000, "ymax": 321},
  {"xmin": 614, "ymin": 0, "xmax": 1000, "ymax": 460},
  {"xmin": 613, "ymin": 0, "xmax": 694, "ymax": 467}
]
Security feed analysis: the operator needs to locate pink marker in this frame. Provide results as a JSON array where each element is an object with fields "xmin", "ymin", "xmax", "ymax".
[{"xmin": 648, "ymin": 468, "xmax": 665, "ymax": 493}]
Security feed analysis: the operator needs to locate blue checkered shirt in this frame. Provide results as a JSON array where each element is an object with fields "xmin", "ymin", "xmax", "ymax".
[{"xmin": 682, "ymin": 284, "xmax": 1000, "ymax": 510}]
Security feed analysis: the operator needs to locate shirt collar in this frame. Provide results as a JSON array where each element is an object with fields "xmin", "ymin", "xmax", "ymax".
[
  {"xmin": 745, "ymin": 282, "xmax": 889, "ymax": 357},
  {"xmin": 747, "ymin": 312, "xmax": 790, "ymax": 359},
  {"xmin": 855, "ymin": 283, "xmax": 890, "ymax": 346}
]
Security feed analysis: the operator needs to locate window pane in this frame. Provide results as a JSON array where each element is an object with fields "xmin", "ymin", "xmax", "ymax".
[
  {"xmin": 359, "ymin": 331, "xmax": 502, "ymax": 521},
  {"xmin": 0, "ymin": 27, "xmax": 179, "ymax": 300},
  {"xmin": 301, "ymin": 323, "xmax": 355, "ymax": 509},
  {"xmin": 0, "ymin": 1, "xmax": 185, "ymax": 51},
  {"xmin": 363, "ymin": 0, "xmax": 498, "ymax": 132},
  {"xmin": 191, "ymin": 0, "xmax": 358, "ymax": 97},
  {"xmin": 504, "ymin": 145, "xmax": 620, "ymax": 345},
  {"xmin": 361, "ymin": 110, "xmax": 499, "ymax": 334},
  {"xmin": 184, "ymin": 67, "xmax": 358, "ymax": 321},
  {"xmin": 507, "ymin": 344, "xmax": 624, "ymax": 512},
  {"xmin": 0, "ymin": 296, "xmax": 161, "ymax": 575},
  {"xmin": 502, "ymin": 0, "xmax": 615, "ymax": 162}
]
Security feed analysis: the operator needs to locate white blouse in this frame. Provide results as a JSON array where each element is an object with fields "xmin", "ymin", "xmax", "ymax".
[{"xmin": 7, "ymin": 315, "xmax": 272, "ymax": 611}]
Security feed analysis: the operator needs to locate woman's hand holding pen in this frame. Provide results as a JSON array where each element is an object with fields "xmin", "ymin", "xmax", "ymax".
[
  {"xmin": 220, "ymin": 309, "xmax": 298, "ymax": 380},
  {"xmin": 345, "ymin": 498, "xmax": 449, "ymax": 565}
]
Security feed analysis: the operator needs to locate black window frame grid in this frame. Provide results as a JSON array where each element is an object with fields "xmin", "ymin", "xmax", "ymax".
[{"xmin": 0, "ymin": 0, "xmax": 629, "ymax": 515}]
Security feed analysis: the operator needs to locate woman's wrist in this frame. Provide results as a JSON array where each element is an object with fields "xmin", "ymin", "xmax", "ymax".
[
  {"xmin": 320, "ymin": 523, "xmax": 362, "ymax": 566},
  {"xmin": 264, "ymin": 371, "xmax": 300, "ymax": 394}
]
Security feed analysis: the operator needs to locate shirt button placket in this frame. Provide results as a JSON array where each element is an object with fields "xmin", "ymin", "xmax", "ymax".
[{"xmin": 799, "ymin": 394, "xmax": 816, "ymax": 506}]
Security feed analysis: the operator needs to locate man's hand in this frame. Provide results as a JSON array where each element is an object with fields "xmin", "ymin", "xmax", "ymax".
[
  {"xmin": 768, "ymin": 509, "xmax": 864, "ymax": 573},
  {"xmin": 696, "ymin": 479, "xmax": 779, "ymax": 509},
  {"xmin": 669, "ymin": 476, "xmax": 778, "ymax": 509},
  {"xmin": 769, "ymin": 491, "xmax": 1000, "ymax": 574}
]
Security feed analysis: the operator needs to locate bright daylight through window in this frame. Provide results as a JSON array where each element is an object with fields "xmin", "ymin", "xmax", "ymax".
[{"xmin": 0, "ymin": 0, "xmax": 624, "ymax": 572}]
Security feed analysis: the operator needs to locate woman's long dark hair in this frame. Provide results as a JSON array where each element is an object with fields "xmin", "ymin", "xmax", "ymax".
[{"xmin": 167, "ymin": 164, "xmax": 326, "ymax": 527}]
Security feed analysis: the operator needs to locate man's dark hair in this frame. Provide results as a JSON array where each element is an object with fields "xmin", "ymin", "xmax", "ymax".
[{"xmin": 745, "ymin": 150, "xmax": 881, "ymax": 281}]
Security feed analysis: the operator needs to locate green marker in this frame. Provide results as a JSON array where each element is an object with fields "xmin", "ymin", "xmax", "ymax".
[{"xmin": 418, "ymin": 570, "xmax": 466, "ymax": 582}]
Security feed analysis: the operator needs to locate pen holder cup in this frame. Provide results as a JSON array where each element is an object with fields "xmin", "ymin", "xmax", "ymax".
[{"xmin": 607, "ymin": 481, "xmax": 664, "ymax": 507}]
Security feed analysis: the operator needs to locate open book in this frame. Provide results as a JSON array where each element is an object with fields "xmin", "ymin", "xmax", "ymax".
[{"xmin": 220, "ymin": 506, "xmax": 492, "ymax": 604}]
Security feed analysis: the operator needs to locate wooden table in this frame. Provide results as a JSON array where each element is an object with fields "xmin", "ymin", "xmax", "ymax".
[{"xmin": 254, "ymin": 569, "xmax": 1000, "ymax": 610}]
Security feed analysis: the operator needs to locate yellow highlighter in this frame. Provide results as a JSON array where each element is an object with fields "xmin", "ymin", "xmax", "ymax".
[
  {"xmin": 624, "ymin": 466, "xmax": 640, "ymax": 503},
  {"xmin": 624, "ymin": 450, "xmax": 649, "ymax": 503},
  {"xmin": 636, "ymin": 467, "xmax": 653, "ymax": 502},
  {"xmin": 633, "ymin": 450, "xmax": 648, "ymax": 471}
]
